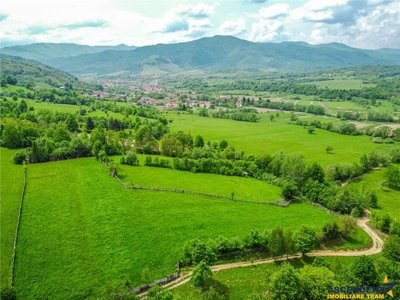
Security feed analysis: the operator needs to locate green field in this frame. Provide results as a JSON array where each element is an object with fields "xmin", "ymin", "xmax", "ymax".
[
  {"xmin": 347, "ymin": 168, "xmax": 400, "ymax": 222},
  {"xmin": 9, "ymin": 157, "xmax": 338, "ymax": 299},
  {"xmin": 0, "ymin": 149, "xmax": 24, "ymax": 287},
  {"xmin": 25, "ymin": 99, "xmax": 87, "ymax": 114},
  {"xmin": 167, "ymin": 113, "xmax": 398, "ymax": 168},
  {"xmin": 117, "ymin": 161, "xmax": 282, "ymax": 203}
]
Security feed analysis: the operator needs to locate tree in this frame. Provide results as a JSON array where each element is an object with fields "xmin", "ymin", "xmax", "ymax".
[
  {"xmin": 305, "ymin": 162, "xmax": 325, "ymax": 183},
  {"xmin": 281, "ymin": 181, "xmax": 297, "ymax": 200},
  {"xmin": 299, "ymin": 265, "xmax": 338, "ymax": 300},
  {"xmin": 184, "ymin": 239, "xmax": 216, "ymax": 265},
  {"xmin": 283, "ymin": 229, "xmax": 296, "ymax": 260},
  {"xmin": 195, "ymin": 135, "xmax": 205, "ymax": 148},
  {"xmin": 219, "ymin": 140, "xmax": 228, "ymax": 151},
  {"xmin": 383, "ymin": 235, "xmax": 400, "ymax": 264},
  {"xmin": 269, "ymin": 262, "xmax": 304, "ymax": 300},
  {"xmin": 351, "ymin": 255, "xmax": 378, "ymax": 286},
  {"xmin": 66, "ymin": 114, "xmax": 79, "ymax": 132},
  {"xmin": 190, "ymin": 261, "xmax": 213, "ymax": 291},
  {"xmin": 269, "ymin": 227, "xmax": 285, "ymax": 260},
  {"xmin": 321, "ymin": 221, "xmax": 340, "ymax": 241},
  {"xmin": 269, "ymin": 114, "xmax": 275, "ymax": 122},
  {"xmin": 86, "ymin": 117, "xmax": 95, "ymax": 132},
  {"xmin": 339, "ymin": 215, "xmax": 357, "ymax": 238},
  {"xmin": 125, "ymin": 152, "xmax": 139, "ymax": 165},
  {"xmin": 294, "ymin": 225, "xmax": 318, "ymax": 257},
  {"xmin": 18, "ymin": 99, "xmax": 28, "ymax": 113},
  {"xmin": 326, "ymin": 145, "xmax": 333, "ymax": 153},
  {"xmin": 384, "ymin": 165, "xmax": 400, "ymax": 188},
  {"xmin": 147, "ymin": 285, "xmax": 173, "ymax": 300},
  {"xmin": 312, "ymin": 256, "xmax": 329, "ymax": 268},
  {"xmin": 307, "ymin": 126, "xmax": 315, "ymax": 134}
]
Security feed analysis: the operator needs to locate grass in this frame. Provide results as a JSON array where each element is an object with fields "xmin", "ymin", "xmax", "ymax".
[
  {"xmin": 117, "ymin": 161, "xmax": 282, "ymax": 203},
  {"xmin": 166, "ymin": 112, "xmax": 398, "ymax": 168},
  {"xmin": 11, "ymin": 157, "xmax": 337, "ymax": 299},
  {"xmin": 0, "ymin": 148, "xmax": 24, "ymax": 287},
  {"xmin": 347, "ymin": 168, "xmax": 400, "ymax": 222},
  {"xmin": 25, "ymin": 99, "xmax": 87, "ymax": 114}
]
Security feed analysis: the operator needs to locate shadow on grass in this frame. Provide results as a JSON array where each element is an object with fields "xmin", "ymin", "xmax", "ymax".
[{"xmin": 204, "ymin": 278, "xmax": 230, "ymax": 299}]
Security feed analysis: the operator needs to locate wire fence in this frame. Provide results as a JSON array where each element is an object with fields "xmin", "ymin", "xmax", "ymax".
[{"xmin": 11, "ymin": 164, "xmax": 27, "ymax": 286}]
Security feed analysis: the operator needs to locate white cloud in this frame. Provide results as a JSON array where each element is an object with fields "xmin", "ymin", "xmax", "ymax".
[
  {"xmin": 219, "ymin": 19, "xmax": 247, "ymax": 35},
  {"xmin": 258, "ymin": 3, "xmax": 290, "ymax": 19},
  {"xmin": 250, "ymin": 19, "xmax": 287, "ymax": 42}
]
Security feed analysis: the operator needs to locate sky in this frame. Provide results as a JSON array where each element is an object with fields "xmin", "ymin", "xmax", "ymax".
[{"xmin": 0, "ymin": 0, "xmax": 399, "ymax": 49}]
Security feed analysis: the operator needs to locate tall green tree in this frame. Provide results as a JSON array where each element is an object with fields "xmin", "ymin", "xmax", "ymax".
[
  {"xmin": 194, "ymin": 135, "xmax": 205, "ymax": 148},
  {"xmin": 383, "ymin": 235, "xmax": 400, "ymax": 265},
  {"xmin": 384, "ymin": 165, "xmax": 400, "ymax": 188},
  {"xmin": 351, "ymin": 255, "xmax": 378, "ymax": 286},
  {"xmin": 65, "ymin": 114, "xmax": 79, "ymax": 132},
  {"xmin": 283, "ymin": 229, "xmax": 296, "ymax": 260},
  {"xmin": 86, "ymin": 116, "xmax": 95, "ymax": 132},
  {"xmin": 299, "ymin": 265, "xmax": 338, "ymax": 300},
  {"xmin": 269, "ymin": 227, "xmax": 285, "ymax": 260},
  {"xmin": 269, "ymin": 262, "xmax": 304, "ymax": 300},
  {"xmin": 190, "ymin": 261, "xmax": 213, "ymax": 291},
  {"xmin": 294, "ymin": 226, "xmax": 318, "ymax": 257}
]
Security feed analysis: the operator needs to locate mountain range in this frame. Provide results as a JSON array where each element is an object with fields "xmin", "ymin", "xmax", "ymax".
[{"xmin": 1, "ymin": 36, "xmax": 399, "ymax": 78}]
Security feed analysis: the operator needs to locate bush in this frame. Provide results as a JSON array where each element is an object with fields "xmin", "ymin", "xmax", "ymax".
[
  {"xmin": 13, "ymin": 149, "xmax": 29, "ymax": 164},
  {"xmin": 372, "ymin": 137, "xmax": 383, "ymax": 143},
  {"xmin": 0, "ymin": 286, "xmax": 17, "ymax": 300}
]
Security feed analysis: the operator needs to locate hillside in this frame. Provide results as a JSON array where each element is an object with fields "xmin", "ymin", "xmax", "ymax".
[
  {"xmin": 0, "ymin": 54, "xmax": 95, "ymax": 90},
  {"xmin": 0, "ymin": 43, "xmax": 136, "ymax": 63},
  {"xmin": 1, "ymin": 36, "xmax": 399, "ymax": 78}
]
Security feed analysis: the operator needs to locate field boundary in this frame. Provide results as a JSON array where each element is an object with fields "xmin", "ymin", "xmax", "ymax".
[
  {"xmin": 10, "ymin": 164, "xmax": 27, "ymax": 286},
  {"xmin": 111, "ymin": 165, "xmax": 290, "ymax": 207}
]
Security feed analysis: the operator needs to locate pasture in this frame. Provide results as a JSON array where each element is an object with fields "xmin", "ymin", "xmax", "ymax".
[
  {"xmin": 117, "ymin": 161, "xmax": 282, "ymax": 203},
  {"xmin": 167, "ymin": 112, "xmax": 398, "ymax": 168},
  {"xmin": 0, "ymin": 149, "xmax": 23, "ymax": 287},
  {"xmin": 11, "ymin": 157, "xmax": 337, "ymax": 299},
  {"xmin": 347, "ymin": 168, "xmax": 400, "ymax": 222}
]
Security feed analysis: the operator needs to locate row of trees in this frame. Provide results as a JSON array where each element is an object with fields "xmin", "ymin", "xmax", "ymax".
[
  {"xmin": 199, "ymin": 107, "xmax": 259, "ymax": 122},
  {"xmin": 183, "ymin": 217, "xmax": 357, "ymax": 267}
]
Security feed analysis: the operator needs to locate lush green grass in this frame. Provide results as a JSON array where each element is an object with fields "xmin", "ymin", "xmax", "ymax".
[
  {"xmin": 0, "ymin": 148, "xmax": 23, "ymax": 287},
  {"xmin": 13, "ymin": 157, "xmax": 337, "ymax": 299},
  {"xmin": 167, "ymin": 112, "xmax": 398, "ymax": 168},
  {"xmin": 117, "ymin": 162, "xmax": 282, "ymax": 203},
  {"xmin": 347, "ymin": 168, "xmax": 400, "ymax": 221},
  {"xmin": 25, "ymin": 99, "xmax": 87, "ymax": 114}
]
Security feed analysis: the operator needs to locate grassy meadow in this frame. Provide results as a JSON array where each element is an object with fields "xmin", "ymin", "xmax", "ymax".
[
  {"xmin": 10, "ymin": 157, "xmax": 338, "ymax": 299},
  {"xmin": 166, "ymin": 112, "xmax": 398, "ymax": 168},
  {"xmin": 347, "ymin": 168, "xmax": 400, "ymax": 222},
  {"xmin": 0, "ymin": 149, "xmax": 24, "ymax": 287},
  {"xmin": 117, "ymin": 162, "xmax": 282, "ymax": 203}
]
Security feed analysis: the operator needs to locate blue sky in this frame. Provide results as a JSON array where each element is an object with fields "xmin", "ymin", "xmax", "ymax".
[{"xmin": 1, "ymin": 0, "xmax": 399, "ymax": 49}]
